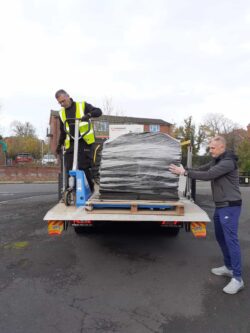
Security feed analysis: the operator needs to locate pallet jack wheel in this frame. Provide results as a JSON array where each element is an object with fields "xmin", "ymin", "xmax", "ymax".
[
  {"xmin": 64, "ymin": 190, "xmax": 76, "ymax": 206},
  {"xmin": 185, "ymin": 222, "xmax": 191, "ymax": 232}
]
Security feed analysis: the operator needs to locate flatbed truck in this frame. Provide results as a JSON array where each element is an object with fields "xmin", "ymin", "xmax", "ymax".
[
  {"xmin": 44, "ymin": 119, "xmax": 210, "ymax": 237},
  {"xmin": 44, "ymin": 176, "xmax": 210, "ymax": 237}
]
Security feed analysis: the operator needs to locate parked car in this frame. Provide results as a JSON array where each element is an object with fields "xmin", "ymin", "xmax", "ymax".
[
  {"xmin": 42, "ymin": 154, "xmax": 57, "ymax": 165},
  {"xmin": 15, "ymin": 153, "xmax": 34, "ymax": 164}
]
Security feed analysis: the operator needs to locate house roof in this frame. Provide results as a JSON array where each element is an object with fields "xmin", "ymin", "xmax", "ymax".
[
  {"xmin": 98, "ymin": 115, "xmax": 172, "ymax": 126},
  {"xmin": 50, "ymin": 110, "xmax": 172, "ymax": 126}
]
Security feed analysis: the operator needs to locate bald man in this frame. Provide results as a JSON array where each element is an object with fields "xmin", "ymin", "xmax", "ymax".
[{"xmin": 169, "ymin": 136, "xmax": 244, "ymax": 295}]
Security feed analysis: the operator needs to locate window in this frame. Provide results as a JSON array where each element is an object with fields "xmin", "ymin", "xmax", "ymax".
[
  {"xmin": 149, "ymin": 124, "xmax": 160, "ymax": 132},
  {"xmin": 94, "ymin": 121, "xmax": 109, "ymax": 132}
]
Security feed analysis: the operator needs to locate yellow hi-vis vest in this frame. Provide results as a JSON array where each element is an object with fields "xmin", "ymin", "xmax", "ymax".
[{"xmin": 59, "ymin": 101, "xmax": 95, "ymax": 150}]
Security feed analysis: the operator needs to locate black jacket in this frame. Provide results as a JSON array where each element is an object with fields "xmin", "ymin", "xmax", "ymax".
[{"xmin": 187, "ymin": 151, "xmax": 242, "ymax": 207}]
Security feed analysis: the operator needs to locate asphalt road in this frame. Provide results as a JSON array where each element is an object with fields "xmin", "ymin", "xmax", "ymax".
[{"xmin": 0, "ymin": 183, "xmax": 249, "ymax": 333}]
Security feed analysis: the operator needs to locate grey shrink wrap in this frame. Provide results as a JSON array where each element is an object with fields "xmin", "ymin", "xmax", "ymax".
[{"xmin": 99, "ymin": 132, "xmax": 181, "ymax": 200}]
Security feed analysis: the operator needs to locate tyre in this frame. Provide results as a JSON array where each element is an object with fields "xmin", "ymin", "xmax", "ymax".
[
  {"xmin": 64, "ymin": 190, "xmax": 76, "ymax": 206},
  {"xmin": 165, "ymin": 227, "xmax": 180, "ymax": 236},
  {"xmin": 74, "ymin": 226, "xmax": 95, "ymax": 234},
  {"xmin": 58, "ymin": 173, "xmax": 63, "ymax": 201}
]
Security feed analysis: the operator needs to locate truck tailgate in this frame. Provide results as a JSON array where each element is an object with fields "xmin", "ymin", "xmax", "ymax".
[{"xmin": 43, "ymin": 198, "xmax": 210, "ymax": 222}]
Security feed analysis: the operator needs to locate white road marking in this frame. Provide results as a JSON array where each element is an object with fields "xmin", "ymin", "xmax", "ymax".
[
  {"xmin": 0, "ymin": 193, "xmax": 15, "ymax": 195},
  {"xmin": 0, "ymin": 193, "xmax": 56, "ymax": 204}
]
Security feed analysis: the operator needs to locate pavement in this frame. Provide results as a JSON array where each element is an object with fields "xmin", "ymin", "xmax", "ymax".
[{"xmin": 0, "ymin": 182, "xmax": 249, "ymax": 333}]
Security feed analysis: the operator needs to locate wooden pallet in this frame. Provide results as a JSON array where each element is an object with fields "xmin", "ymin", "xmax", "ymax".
[{"xmin": 85, "ymin": 198, "xmax": 184, "ymax": 216}]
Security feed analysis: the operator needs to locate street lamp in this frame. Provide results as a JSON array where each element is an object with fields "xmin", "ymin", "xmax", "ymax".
[
  {"xmin": 46, "ymin": 127, "xmax": 53, "ymax": 154},
  {"xmin": 41, "ymin": 139, "xmax": 44, "ymax": 163}
]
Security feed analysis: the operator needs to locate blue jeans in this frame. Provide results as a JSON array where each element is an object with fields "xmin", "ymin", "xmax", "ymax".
[{"xmin": 213, "ymin": 206, "xmax": 242, "ymax": 278}]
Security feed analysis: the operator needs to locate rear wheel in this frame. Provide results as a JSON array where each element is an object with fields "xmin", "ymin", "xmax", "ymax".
[
  {"xmin": 74, "ymin": 226, "xmax": 94, "ymax": 234},
  {"xmin": 164, "ymin": 227, "xmax": 180, "ymax": 236},
  {"xmin": 185, "ymin": 222, "xmax": 191, "ymax": 232},
  {"xmin": 58, "ymin": 173, "xmax": 63, "ymax": 201}
]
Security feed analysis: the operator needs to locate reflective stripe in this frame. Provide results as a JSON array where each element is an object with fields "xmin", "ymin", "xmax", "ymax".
[
  {"xmin": 77, "ymin": 101, "xmax": 95, "ymax": 144},
  {"xmin": 59, "ymin": 108, "xmax": 70, "ymax": 149},
  {"xmin": 76, "ymin": 101, "xmax": 85, "ymax": 118},
  {"xmin": 59, "ymin": 101, "xmax": 95, "ymax": 149}
]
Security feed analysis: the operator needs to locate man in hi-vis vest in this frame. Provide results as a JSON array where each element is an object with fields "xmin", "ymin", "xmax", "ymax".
[{"xmin": 55, "ymin": 89, "xmax": 102, "ymax": 192}]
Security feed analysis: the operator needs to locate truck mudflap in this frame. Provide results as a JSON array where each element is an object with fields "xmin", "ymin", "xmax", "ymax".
[
  {"xmin": 48, "ymin": 220, "xmax": 68, "ymax": 236},
  {"xmin": 190, "ymin": 222, "xmax": 206, "ymax": 238}
]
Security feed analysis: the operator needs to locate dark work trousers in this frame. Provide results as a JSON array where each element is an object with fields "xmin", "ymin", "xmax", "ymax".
[
  {"xmin": 213, "ymin": 206, "xmax": 242, "ymax": 278},
  {"xmin": 64, "ymin": 149, "xmax": 94, "ymax": 192}
]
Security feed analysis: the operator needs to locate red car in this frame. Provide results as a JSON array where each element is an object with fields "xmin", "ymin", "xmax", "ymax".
[{"xmin": 15, "ymin": 153, "xmax": 34, "ymax": 164}]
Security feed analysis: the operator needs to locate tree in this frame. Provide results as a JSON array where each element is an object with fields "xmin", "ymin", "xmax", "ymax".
[
  {"xmin": 0, "ymin": 104, "xmax": 3, "ymax": 137},
  {"xmin": 174, "ymin": 116, "xmax": 207, "ymax": 165},
  {"xmin": 102, "ymin": 97, "xmax": 114, "ymax": 115},
  {"xmin": 5, "ymin": 136, "xmax": 44, "ymax": 159},
  {"xmin": 11, "ymin": 121, "xmax": 37, "ymax": 137},
  {"xmin": 102, "ymin": 97, "xmax": 125, "ymax": 116},
  {"xmin": 201, "ymin": 113, "xmax": 241, "ymax": 151},
  {"xmin": 6, "ymin": 121, "xmax": 44, "ymax": 159},
  {"xmin": 237, "ymin": 139, "xmax": 250, "ymax": 172},
  {"xmin": 201, "ymin": 113, "xmax": 238, "ymax": 136}
]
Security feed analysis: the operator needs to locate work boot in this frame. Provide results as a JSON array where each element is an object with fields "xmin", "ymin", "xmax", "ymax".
[
  {"xmin": 223, "ymin": 278, "xmax": 244, "ymax": 294},
  {"xmin": 211, "ymin": 265, "xmax": 233, "ymax": 277}
]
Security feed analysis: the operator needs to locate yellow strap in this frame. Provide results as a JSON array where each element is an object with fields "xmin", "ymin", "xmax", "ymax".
[
  {"xmin": 93, "ymin": 144, "xmax": 101, "ymax": 164},
  {"xmin": 181, "ymin": 140, "xmax": 191, "ymax": 146},
  {"xmin": 76, "ymin": 101, "xmax": 86, "ymax": 118}
]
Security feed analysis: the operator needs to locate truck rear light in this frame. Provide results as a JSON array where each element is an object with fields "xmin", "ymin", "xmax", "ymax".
[
  {"xmin": 161, "ymin": 221, "xmax": 182, "ymax": 227},
  {"xmin": 73, "ymin": 220, "xmax": 93, "ymax": 226}
]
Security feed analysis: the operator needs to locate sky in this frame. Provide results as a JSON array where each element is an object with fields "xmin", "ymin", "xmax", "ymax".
[{"xmin": 1, "ymin": 0, "xmax": 250, "ymax": 139}]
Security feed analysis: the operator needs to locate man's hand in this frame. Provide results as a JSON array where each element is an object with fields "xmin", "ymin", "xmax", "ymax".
[
  {"xmin": 169, "ymin": 164, "xmax": 185, "ymax": 175},
  {"xmin": 56, "ymin": 145, "xmax": 61, "ymax": 155},
  {"xmin": 81, "ymin": 113, "xmax": 91, "ymax": 122}
]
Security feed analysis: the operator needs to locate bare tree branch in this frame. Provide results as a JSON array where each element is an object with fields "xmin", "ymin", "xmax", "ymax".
[
  {"xmin": 10, "ymin": 121, "xmax": 37, "ymax": 137},
  {"xmin": 102, "ymin": 97, "xmax": 126, "ymax": 116},
  {"xmin": 102, "ymin": 97, "xmax": 114, "ymax": 115},
  {"xmin": 202, "ymin": 113, "xmax": 240, "ymax": 136}
]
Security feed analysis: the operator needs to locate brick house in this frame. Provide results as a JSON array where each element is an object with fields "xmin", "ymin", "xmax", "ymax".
[
  {"xmin": 48, "ymin": 111, "xmax": 173, "ymax": 154},
  {"xmin": 0, "ymin": 140, "xmax": 7, "ymax": 165},
  {"xmin": 0, "ymin": 145, "xmax": 4, "ymax": 165}
]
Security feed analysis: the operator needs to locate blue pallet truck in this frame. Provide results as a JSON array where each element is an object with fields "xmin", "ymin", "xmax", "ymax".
[{"xmin": 61, "ymin": 118, "xmax": 92, "ymax": 207}]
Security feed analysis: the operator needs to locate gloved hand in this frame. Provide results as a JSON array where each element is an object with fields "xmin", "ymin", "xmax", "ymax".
[
  {"xmin": 81, "ymin": 113, "xmax": 91, "ymax": 122},
  {"xmin": 56, "ymin": 145, "xmax": 61, "ymax": 155}
]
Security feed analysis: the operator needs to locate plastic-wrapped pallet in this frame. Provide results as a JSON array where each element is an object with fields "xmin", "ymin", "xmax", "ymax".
[{"xmin": 99, "ymin": 132, "xmax": 181, "ymax": 200}]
